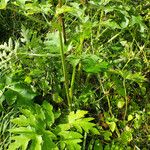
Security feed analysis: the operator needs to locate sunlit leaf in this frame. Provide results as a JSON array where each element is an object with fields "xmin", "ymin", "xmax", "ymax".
[
  {"xmin": 117, "ymin": 100, "xmax": 125, "ymax": 109},
  {"xmin": 121, "ymin": 131, "xmax": 132, "ymax": 144},
  {"xmin": 0, "ymin": 0, "xmax": 9, "ymax": 9}
]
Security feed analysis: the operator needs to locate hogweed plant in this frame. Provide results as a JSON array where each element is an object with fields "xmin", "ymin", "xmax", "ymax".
[{"xmin": 0, "ymin": 0, "xmax": 150, "ymax": 149}]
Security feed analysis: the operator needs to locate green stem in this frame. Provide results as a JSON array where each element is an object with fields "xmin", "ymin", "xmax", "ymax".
[
  {"xmin": 59, "ymin": 29, "xmax": 71, "ymax": 111},
  {"xmin": 82, "ymin": 132, "xmax": 87, "ymax": 150},
  {"xmin": 58, "ymin": 0, "xmax": 71, "ymax": 111},
  {"xmin": 70, "ymin": 67, "xmax": 76, "ymax": 102},
  {"xmin": 123, "ymin": 79, "xmax": 128, "ymax": 121},
  {"xmin": 107, "ymin": 32, "xmax": 122, "ymax": 43},
  {"xmin": 17, "ymin": 53, "xmax": 60, "ymax": 57},
  {"xmin": 98, "ymin": 75, "xmax": 113, "ymax": 116},
  {"xmin": 97, "ymin": 9, "xmax": 104, "ymax": 38},
  {"xmin": 98, "ymin": 75, "xmax": 120, "ymax": 137}
]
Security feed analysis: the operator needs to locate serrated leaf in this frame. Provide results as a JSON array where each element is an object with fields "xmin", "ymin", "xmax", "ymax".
[
  {"xmin": 44, "ymin": 31, "xmax": 60, "ymax": 53},
  {"xmin": 8, "ymin": 135, "xmax": 31, "ymax": 150},
  {"xmin": 74, "ymin": 118, "xmax": 95, "ymax": 133},
  {"xmin": 42, "ymin": 132, "xmax": 57, "ymax": 150},
  {"xmin": 103, "ymin": 131, "xmax": 112, "ymax": 141},
  {"xmin": 126, "ymin": 72, "xmax": 146, "ymax": 83},
  {"xmin": 67, "ymin": 55, "xmax": 80, "ymax": 67},
  {"xmin": 68, "ymin": 110, "xmax": 88, "ymax": 123},
  {"xmin": 110, "ymin": 69, "xmax": 146, "ymax": 83},
  {"xmin": 59, "ymin": 131, "xmax": 82, "ymax": 150},
  {"xmin": 42, "ymin": 101, "xmax": 54, "ymax": 126},
  {"xmin": 58, "ymin": 124, "xmax": 71, "ymax": 131},
  {"xmin": 90, "ymin": 127, "xmax": 100, "ymax": 135},
  {"xmin": 56, "ymin": 5, "xmax": 74, "ymax": 16},
  {"xmin": 68, "ymin": 110, "xmax": 98, "ymax": 134},
  {"xmin": 81, "ymin": 54, "xmax": 108, "ymax": 73},
  {"xmin": 11, "ymin": 115, "xmax": 29, "ymax": 126},
  {"xmin": 59, "ymin": 131, "xmax": 83, "ymax": 139},
  {"xmin": 121, "ymin": 131, "xmax": 132, "ymax": 144},
  {"xmin": 102, "ymin": 19, "xmax": 121, "ymax": 29},
  {"xmin": 9, "ymin": 127, "xmax": 34, "ymax": 134},
  {"xmin": 30, "ymin": 135, "xmax": 42, "ymax": 150}
]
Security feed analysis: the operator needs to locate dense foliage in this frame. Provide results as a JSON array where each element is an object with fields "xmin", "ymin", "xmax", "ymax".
[{"xmin": 0, "ymin": 0, "xmax": 150, "ymax": 149}]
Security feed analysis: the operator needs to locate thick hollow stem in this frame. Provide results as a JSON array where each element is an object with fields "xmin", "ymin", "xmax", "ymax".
[
  {"xmin": 58, "ymin": 0, "xmax": 71, "ymax": 111},
  {"xmin": 58, "ymin": 0, "xmax": 66, "ymax": 44}
]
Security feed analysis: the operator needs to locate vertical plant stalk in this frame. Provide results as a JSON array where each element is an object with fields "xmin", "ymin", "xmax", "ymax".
[
  {"xmin": 98, "ymin": 75, "xmax": 120, "ymax": 137},
  {"xmin": 58, "ymin": 0, "xmax": 67, "ymax": 44},
  {"xmin": 58, "ymin": 0, "xmax": 71, "ymax": 111},
  {"xmin": 97, "ymin": 9, "xmax": 104, "ymax": 38},
  {"xmin": 61, "ymin": 14, "xmax": 67, "ymax": 44},
  {"xmin": 98, "ymin": 75, "xmax": 113, "ymax": 116},
  {"xmin": 70, "ymin": 67, "xmax": 76, "ymax": 102},
  {"xmin": 82, "ymin": 132, "xmax": 87, "ymax": 150},
  {"xmin": 123, "ymin": 79, "xmax": 128, "ymax": 120}
]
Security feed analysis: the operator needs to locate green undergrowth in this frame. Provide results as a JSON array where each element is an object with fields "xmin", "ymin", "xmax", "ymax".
[{"xmin": 0, "ymin": 0, "xmax": 150, "ymax": 149}]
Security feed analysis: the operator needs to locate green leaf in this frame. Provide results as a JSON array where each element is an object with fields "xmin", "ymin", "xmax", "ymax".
[
  {"xmin": 59, "ymin": 131, "xmax": 82, "ymax": 150},
  {"xmin": 102, "ymin": 19, "xmax": 121, "ymax": 29},
  {"xmin": 0, "ymin": 93, "xmax": 5, "ymax": 111},
  {"xmin": 9, "ymin": 127, "xmax": 34, "ymax": 134},
  {"xmin": 131, "ymin": 15, "xmax": 147, "ymax": 32},
  {"xmin": 110, "ymin": 69, "xmax": 146, "ymax": 83},
  {"xmin": 67, "ymin": 110, "xmax": 98, "ymax": 134},
  {"xmin": 121, "ymin": 131, "xmax": 132, "ymax": 144},
  {"xmin": 56, "ymin": 5, "xmax": 74, "ymax": 16},
  {"xmin": 67, "ymin": 55, "xmax": 80, "ymax": 67},
  {"xmin": 117, "ymin": 100, "xmax": 125, "ymax": 109},
  {"xmin": 81, "ymin": 54, "xmax": 108, "ymax": 73},
  {"xmin": 59, "ymin": 131, "xmax": 83, "ymax": 139},
  {"xmin": 120, "ymin": 17, "xmax": 129, "ymax": 28},
  {"xmin": 94, "ymin": 140, "xmax": 103, "ymax": 150},
  {"xmin": 24, "ymin": 76, "xmax": 32, "ymax": 84},
  {"xmin": 30, "ymin": 135, "xmax": 42, "ymax": 150},
  {"xmin": 20, "ymin": 25, "xmax": 32, "ymax": 43},
  {"xmin": 11, "ymin": 115, "xmax": 29, "ymax": 126},
  {"xmin": 126, "ymin": 72, "xmax": 146, "ymax": 83},
  {"xmin": 58, "ymin": 124, "xmax": 71, "ymax": 131},
  {"xmin": 68, "ymin": 110, "xmax": 88, "ymax": 123},
  {"xmin": 7, "ymin": 101, "xmax": 58, "ymax": 150},
  {"xmin": 109, "ymin": 122, "xmax": 116, "ymax": 132},
  {"xmin": 103, "ymin": 131, "xmax": 112, "ymax": 141},
  {"xmin": 4, "ymin": 89, "xmax": 17, "ymax": 105},
  {"xmin": 42, "ymin": 101, "xmax": 54, "ymax": 127},
  {"xmin": 42, "ymin": 132, "xmax": 57, "ymax": 150},
  {"xmin": 52, "ymin": 93, "xmax": 63, "ymax": 103},
  {"xmin": 44, "ymin": 31, "xmax": 60, "ymax": 53},
  {"xmin": 0, "ymin": 0, "xmax": 9, "ymax": 9},
  {"xmin": 8, "ymin": 135, "xmax": 31, "ymax": 150},
  {"xmin": 128, "ymin": 115, "xmax": 133, "ymax": 121},
  {"xmin": 6, "ymin": 83, "xmax": 36, "ymax": 105}
]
